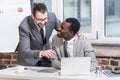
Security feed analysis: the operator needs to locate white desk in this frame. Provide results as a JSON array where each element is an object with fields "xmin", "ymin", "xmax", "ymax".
[{"xmin": 0, "ymin": 66, "xmax": 119, "ymax": 80}]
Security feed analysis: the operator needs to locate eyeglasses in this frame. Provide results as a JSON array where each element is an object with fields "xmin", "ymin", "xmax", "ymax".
[{"xmin": 34, "ymin": 17, "xmax": 48, "ymax": 22}]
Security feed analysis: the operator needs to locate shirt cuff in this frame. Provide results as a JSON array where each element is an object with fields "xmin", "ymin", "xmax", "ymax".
[{"xmin": 39, "ymin": 51, "xmax": 42, "ymax": 58}]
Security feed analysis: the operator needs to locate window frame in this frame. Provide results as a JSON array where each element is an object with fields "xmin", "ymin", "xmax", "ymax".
[{"xmin": 95, "ymin": 0, "xmax": 120, "ymax": 44}]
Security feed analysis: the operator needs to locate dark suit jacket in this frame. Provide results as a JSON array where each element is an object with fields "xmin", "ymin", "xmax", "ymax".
[{"xmin": 17, "ymin": 12, "xmax": 60, "ymax": 66}]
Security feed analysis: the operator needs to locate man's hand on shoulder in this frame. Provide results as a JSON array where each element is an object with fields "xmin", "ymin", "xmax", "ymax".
[{"xmin": 77, "ymin": 33, "xmax": 87, "ymax": 39}]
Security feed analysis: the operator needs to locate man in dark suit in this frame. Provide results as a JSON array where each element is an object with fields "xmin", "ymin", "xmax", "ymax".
[
  {"xmin": 52, "ymin": 18, "xmax": 97, "ymax": 71},
  {"xmin": 17, "ymin": 3, "xmax": 60, "ymax": 67}
]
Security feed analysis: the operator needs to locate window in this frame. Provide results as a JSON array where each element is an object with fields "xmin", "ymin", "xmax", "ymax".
[
  {"xmin": 63, "ymin": 0, "xmax": 91, "ymax": 33},
  {"xmin": 63, "ymin": 0, "xmax": 97, "ymax": 39},
  {"xmin": 105, "ymin": 0, "xmax": 120, "ymax": 37},
  {"xmin": 31, "ymin": 0, "xmax": 51, "ymax": 11}
]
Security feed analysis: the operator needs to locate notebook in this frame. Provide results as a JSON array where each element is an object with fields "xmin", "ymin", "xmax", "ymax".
[{"xmin": 60, "ymin": 57, "xmax": 91, "ymax": 76}]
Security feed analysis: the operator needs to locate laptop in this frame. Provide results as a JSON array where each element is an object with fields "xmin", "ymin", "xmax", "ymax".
[{"xmin": 60, "ymin": 57, "xmax": 91, "ymax": 76}]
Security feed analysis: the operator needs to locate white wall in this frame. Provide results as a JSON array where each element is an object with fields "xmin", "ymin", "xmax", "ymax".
[{"xmin": 0, "ymin": 0, "xmax": 31, "ymax": 52}]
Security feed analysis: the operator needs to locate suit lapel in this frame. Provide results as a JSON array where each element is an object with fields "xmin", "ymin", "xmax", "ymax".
[
  {"xmin": 60, "ymin": 44, "xmax": 64, "ymax": 57},
  {"xmin": 45, "ymin": 22, "xmax": 50, "ymax": 41},
  {"xmin": 55, "ymin": 44, "xmax": 64, "ymax": 61},
  {"xmin": 58, "ymin": 39, "xmax": 64, "ymax": 57},
  {"xmin": 73, "ymin": 36, "xmax": 79, "ymax": 57},
  {"xmin": 28, "ymin": 16, "xmax": 43, "ymax": 44},
  {"xmin": 32, "ymin": 28, "xmax": 43, "ymax": 44},
  {"xmin": 44, "ymin": 13, "xmax": 52, "ymax": 42}
]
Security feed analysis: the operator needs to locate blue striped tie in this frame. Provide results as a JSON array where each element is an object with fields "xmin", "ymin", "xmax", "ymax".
[{"xmin": 64, "ymin": 41, "xmax": 68, "ymax": 57}]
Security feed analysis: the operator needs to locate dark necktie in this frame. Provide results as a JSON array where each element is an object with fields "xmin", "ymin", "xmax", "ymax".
[
  {"xmin": 40, "ymin": 28, "xmax": 45, "ymax": 44},
  {"xmin": 64, "ymin": 41, "xmax": 68, "ymax": 57}
]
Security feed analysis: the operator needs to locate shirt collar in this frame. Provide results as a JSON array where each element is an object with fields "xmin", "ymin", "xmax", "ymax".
[
  {"xmin": 64, "ymin": 36, "xmax": 75, "ymax": 45},
  {"xmin": 34, "ymin": 22, "xmax": 45, "ymax": 31}
]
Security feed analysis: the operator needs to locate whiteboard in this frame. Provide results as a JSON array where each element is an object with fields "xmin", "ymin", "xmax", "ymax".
[{"xmin": 0, "ymin": 0, "xmax": 31, "ymax": 52}]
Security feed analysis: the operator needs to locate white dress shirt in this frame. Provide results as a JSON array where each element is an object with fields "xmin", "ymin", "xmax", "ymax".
[
  {"xmin": 64, "ymin": 36, "xmax": 75, "ymax": 57},
  {"xmin": 36, "ymin": 25, "xmax": 46, "ymax": 39}
]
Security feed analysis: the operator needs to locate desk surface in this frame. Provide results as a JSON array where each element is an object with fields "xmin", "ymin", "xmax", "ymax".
[{"xmin": 0, "ymin": 66, "xmax": 119, "ymax": 80}]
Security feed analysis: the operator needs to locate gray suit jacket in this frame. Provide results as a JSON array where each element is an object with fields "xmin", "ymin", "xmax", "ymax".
[
  {"xmin": 52, "ymin": 35, "xmax": 97, "ymax": 71},
  {"xmin": 17, "ymin": 12, "xmax": 60, "ymax": 66}
]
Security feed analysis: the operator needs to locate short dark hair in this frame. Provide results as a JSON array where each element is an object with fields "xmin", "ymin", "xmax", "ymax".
[
  {"xmin": 32, "ymin": 3, "xmax": 47, "ymax": 16},
  {"xmin": 65, "ymin": 18, "xmax": 80, "ymax": 35}
]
